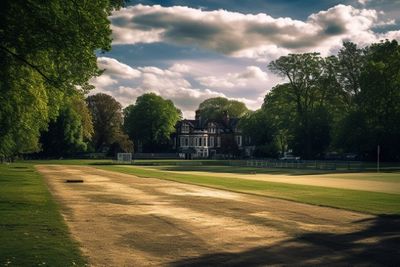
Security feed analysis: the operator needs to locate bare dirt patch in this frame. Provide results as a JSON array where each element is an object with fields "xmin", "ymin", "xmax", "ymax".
[{"xmin": 37, "ymin": 165, "xmax": 399, "ymax": 266}]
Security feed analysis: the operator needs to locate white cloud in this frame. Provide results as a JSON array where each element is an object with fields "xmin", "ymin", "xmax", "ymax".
[
  {"xmin": 90, "ymin": 57, "xmax": 261, "ymax": 118},
  {"xmin": 110, "ymin": 4, "xmax": 400, "ymax": 61},
  {"xmin": 97, "ymin": 57, "xmax": 141, "ymax": 79},
  {"xmin": 358, "ymin": 0, "xmax": 370, "ymax": 5},
  {"xmin": 196, "ymin": 66, "xmax": 268, "ymax": 90},
  {"xmin": 90, "ymin": 74, "xmax": 118, "ymax": 88},
  {"xmin": 169, "ymin": 63, "xmax": 191, "ymax": 73}
]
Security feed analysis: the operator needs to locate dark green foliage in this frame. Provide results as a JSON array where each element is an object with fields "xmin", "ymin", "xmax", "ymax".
[
  {"xmin": 40, "ymin": 96, "xmax": 93, "ymax": 157},
  {"xmin": 265, "ymin": 40, "xmax": 400, "ymax": 161},
  {"xmin": 267, "ymin": 54, "xmax": 341, "ymax": 159},
  {"xmin": 0, "ymin": 0, "xmax": 122, "ymax": 159},
  {"xmin": 198, "ymin": 97, "xmax": 249, "ymax": 123},
  {"xmin": 87, "ymin": 93, "xmax": 132, "ymax": 154},
  {"xmin": 240, "ymin": 110, "xmax": 278, "ymax": 157},
  {"xmin": 262, "ymin": 84, "xmax": 297, "ymax": 155},
  {"xmin": 290, "ymin": 107, "xmax": 332, "ymax": 159},
  {"xmin": 347, "ymin": 40, "xmax": 400, "ymax": 160},
  {"xmin": 124, "ymin": 93, "xmax": 181, "ymax": 152}
]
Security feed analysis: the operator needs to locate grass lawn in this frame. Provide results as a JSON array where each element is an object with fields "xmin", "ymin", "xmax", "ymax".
[
  {"xmin": 147, "ymin": 165, "xmax": 400, "ymax": 183},
  {"xmin": 0, "ymin": 163, "xmax": 86, "ymax": 266},
  {"xmin": 98, "ymin": 165, "xmax": 400, "ymax": 215}
]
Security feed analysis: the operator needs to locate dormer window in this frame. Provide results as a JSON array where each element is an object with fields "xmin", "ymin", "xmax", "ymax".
[
  {"xmin": 181, "ymin": 123, "xmax": 189, "ymax": 133},
  {"xmin": 208, "ymin": 123, "xmax": 216, "ymax": 134}
]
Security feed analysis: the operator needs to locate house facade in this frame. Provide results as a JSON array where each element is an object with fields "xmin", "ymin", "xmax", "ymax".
[{"xmin": 172, "ymin": 111, "xmax": 254, "ymax": 159}]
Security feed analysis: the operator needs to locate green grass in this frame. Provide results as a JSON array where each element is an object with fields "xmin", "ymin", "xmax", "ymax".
[
  {"xmin": 0, "ymin": 163, "xmax": 87, "ymax": 266},
  {"xmin": 98, "ymin": 165, "xmax": 400, "ymax": 215},
  {"xmin": 146, "ymin": 165, "xmax": 400, "ymax": 183}
]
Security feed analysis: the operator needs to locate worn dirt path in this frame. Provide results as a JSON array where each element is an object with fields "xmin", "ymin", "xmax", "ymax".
[
  {"xmin": 138, "ymin": 166, "xmax": 400, "ymax": 194},
  {"xmin": 37, "ymin": 165, "xmax": 399, "ymax": 267}
]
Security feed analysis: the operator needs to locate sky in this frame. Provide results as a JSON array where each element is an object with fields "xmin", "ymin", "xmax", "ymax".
[{"xmin": 90, "ymin": 0, "xmax": 400, "ymax": 118}]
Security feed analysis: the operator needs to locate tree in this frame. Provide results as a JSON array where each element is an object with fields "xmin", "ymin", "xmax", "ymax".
[
  {"xmin": 197, "ymin": 97, "xmax": 249, "ymax": 123},
  {"xmin": 124, "ymin": 93, "xmax": 182, "ymax": 152},
  {"xmin": 343, "ymin": 40, "xmax": 400, "ymax": 161},
  {"xmin": 262, "ymin": 84, "xmax": 297, "ymax": 156},
  {"xmin": 337, "ymin": 41, "xmax": 365, "ymax": 101},
  {"xmin": 0, "ymin": 0, "xmax": 123, "ymax": 159},
  {"xmin": 39, "ymin": 96, "xmax": 94, "ymax": 157},
  {"xmin": 239, "ymin": 110, "xmax": 278, "ymax": 157},
  {"xmin": 87, "ymin": 93, "xmax": 131, "ymax": 153},
  {"xmin": 268, "ymin": 53, "xmax": 342, "ymax": 158}
]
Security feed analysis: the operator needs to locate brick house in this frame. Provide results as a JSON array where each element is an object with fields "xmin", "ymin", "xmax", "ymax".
[{"xmin": 172, "ymin": 111, "xmax": 254, "ymax": 159}]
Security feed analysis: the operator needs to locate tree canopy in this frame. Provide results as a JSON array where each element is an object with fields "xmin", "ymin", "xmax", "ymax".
[
  {"xmin": 268, "ymin": 53, "xmax": 342, "ymax": 158},
  {"xmin": 0, "ymin": 0, "xmax": 122, "ymax": 159},
  {"xmin": 39, "ymin": 96, "xmax": 93, "ymax": 157},
  {"xmin": 262, "ymin": 40, "xmax": 400, "ymax": 161},
  {"xmin": 124, "ymin": 93, "xmax": 182, "ymax": 152},
  {"xmin": 346, "ymin": 40, "xmax": 400, "ymax": 160},
  {"xmin": 197, "ymin": 97, "xmax": 249, "ymax": 123},
  {"xmin": 86, "ymin": 93, "xmax": 131, "ymax": 154}
]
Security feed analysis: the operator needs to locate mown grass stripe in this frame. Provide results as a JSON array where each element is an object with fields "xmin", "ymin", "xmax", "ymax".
[{"xmin": 98, "ymin": 165, "xmax": 400, "ymax": 215}]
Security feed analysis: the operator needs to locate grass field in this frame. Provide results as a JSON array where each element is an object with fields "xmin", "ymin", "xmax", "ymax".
[
  {"xmin": 2, "ymin": 159, "xmax": 399, "ymax": 266},
  {"xmin": 98, "ymin": 165, "xmax": 400, "ymax": 215},
  {"xmin": 146, "ymin": 165, "xmax": 400, "ymax": 183},
  {"xmin": 0, "ymin": 163, "xmax": 86, "ymax": 266}
]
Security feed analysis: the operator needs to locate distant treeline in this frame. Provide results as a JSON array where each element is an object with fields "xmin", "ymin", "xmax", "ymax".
[{"xmin": 241, "ymin": 40, "xmax": 400, "ymax": 161}]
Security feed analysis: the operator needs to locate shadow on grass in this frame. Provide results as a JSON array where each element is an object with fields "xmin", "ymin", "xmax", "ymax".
[{"xmin": 171, "ymin": 215, "xmax": 400, "ymax": 267}]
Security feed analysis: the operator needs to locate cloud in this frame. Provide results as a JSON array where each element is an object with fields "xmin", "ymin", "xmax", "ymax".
[
  {"xmin": 196, "ymin": 66, "xmax": 268, "ymax": 90},
  {"xmin": 169, "ymin": 63, "xmax": 191, "ymax": 73},
  {"xmin": 97, "ymin": 57, "xmax": 141, "ymax": 79},
  {"xmin": 357, "ymin": 0, "xmax": 369, "ymax": 5},
  {"xmin": 110, "ymin": 4, "xmax": 400, "ymax": 60},
  {"xmin": 90, "ymin": 57, "xmax": 262, "ymax": 118}
]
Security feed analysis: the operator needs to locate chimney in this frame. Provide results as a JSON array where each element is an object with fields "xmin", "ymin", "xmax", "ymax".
[
  {"xmin": 222, "ymin": 110, "xmax": 229, "ymax": 125},
  {"xmin": 195, "ymin": 110, "xmax": 202, "ymax": 127}
]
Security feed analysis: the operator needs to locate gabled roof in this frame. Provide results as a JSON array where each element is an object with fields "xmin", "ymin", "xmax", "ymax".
[{"xmin": 176, "ymin": 117, "xmax": 242, "ymax": 132}]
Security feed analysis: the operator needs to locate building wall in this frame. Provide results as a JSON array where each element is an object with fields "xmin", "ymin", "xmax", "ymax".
[{"xmin": 174, "ymin": 120, "xmax": 249, "ymax": 158}]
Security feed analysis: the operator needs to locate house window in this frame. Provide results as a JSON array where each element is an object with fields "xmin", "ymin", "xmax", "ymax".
[
  {"xmin": 181, "ymin": 123, "xmax": 189, "ymax": 133},
  {"xmin": 236, "ymin": 136, "xmax": 242, "ymax": 146},
  {"xmin": 210, "ymin": 137, "xmax": 214, "ymax": 147},
  {"xmin": 217, "ymin": 137, "xmax": 221, "ymax": 147},
  {"xmin": 199, "ymin": 137, "xmax": 202, "ymax": 146},
  {"xmin": 185, "ymin": 137, "xmax": 189, "ymax": 146}
]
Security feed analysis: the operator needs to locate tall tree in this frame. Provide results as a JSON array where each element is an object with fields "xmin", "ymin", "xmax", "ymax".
[
  {"xmin": 341, "ymin": 40, "xmax": 400, "ymax": 160},
  {"xmin": 87, "ymin": 93, "xmax": 131, "ymax": 153},
  {"xmin": 262, "ymin": 84, "xmax": 297, "ymax": 156},
  {"xmin": 268, "ymin": 53, "xmax": 341, "ymax": 158},
  {"xmin": 124, "ymin": 93, "xmax": 181, "ymax": 152},
  {"xmin": 39, "ymin": 96, "xmax": 94, "ymax": 157},
  {"xmin": 239, "ymin": 110, "xmax": 278, "ymax": 157},
  {"xmin": 0, "ymin": 0, "xmax": 123, "ymax": 159},
  {"xmin": 337, "ymin": 41, "xmax": 365, "ymax": 101},
  {"xmin": 197, "ymin": 97, "xmax": 249, "ymax": 123}
]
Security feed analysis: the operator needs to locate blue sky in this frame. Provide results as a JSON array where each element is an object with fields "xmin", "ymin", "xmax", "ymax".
[{"xmin": 91, "ymin": 0, "xmax": 400, "ymax": 118}]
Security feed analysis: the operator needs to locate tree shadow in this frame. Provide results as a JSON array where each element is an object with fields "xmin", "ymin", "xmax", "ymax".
[{"xmin": 170, "ymin": 215, "xmax": 400, "ymax": 266}]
